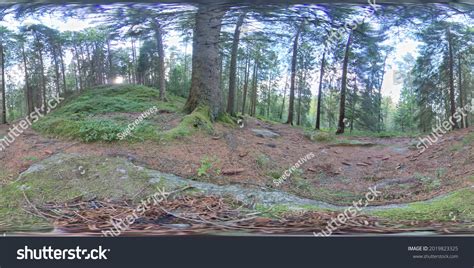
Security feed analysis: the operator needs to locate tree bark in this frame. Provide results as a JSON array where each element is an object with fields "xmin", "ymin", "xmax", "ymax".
[
  {"xmin": 219, "ymin": 52, "xmax": 225, "ymax": 111},
  {"xmin": 250, "ymin": 61, "xmax": 258, "ymax": 116},
  {"xmin": 297, "ymin": 71, "xmax": 302, "ymax": 125},
  {"xmin": 53, "ymin": 48, "xmax": 61, "ymax": 98},
  {"xmin": 37, "ymin": 39, "xmax": 47, "ymax": 111},
  {"xmin": 59, "ymin": 44, "xmax": 67, "ymax": 95},
  {"xmin": 73, "ymin": 41, "xmax": 83, "ymax": 92},
  {"xmin": 241, "ymin": 49, "xmax": 250, "ymax": 114},
  {"xmin": 377, "ymin": 54, "xmax": 388, "ymax": 132},
  {"xmin": 21, "ymin": 42, "xmax": 33, "ymax": 114},
  {"xmin": 153, "ymin": 21, "xmax": 167, "ymax": 101},
  {"xmin": 350, "ymin": 78, "xmax": 358, "ymax": 133},
  {"xmin": 183, "ymin": 4, "xmax": 226, "ymax": 120},
  {"xmin": 130, "ymin": 37, "xmax": 136, "ymax": 85},
  {"xmin": 183, "ymin": 33, "xmax": 188, "ymax": 95},
  {"xmin": 226, "ymin": 13, "xmax": 246, "ymax": 116},
  {"xmin": 0, "ymin": 43, "xmax": 6, "ymax": 124},
  {"xmin": 267, "ymin": 74, "xmax": 272, "ymax": 117},
  {"xmin": 106, "ymin": 39, "xmax": 113, "ymax": 84},
  {"xmin": 336, "ymin": 31, "xmax": 352, "ymax": 135},
  {"xmin": 280, "ymin": 75, "xmax": 288, "ymax": 120},
  {"xmin": 286, "ymin": 23, "xmax": 302, "ymax": 125},
  {"xmin": 315, "ymin": 52, "xmax": 325, "ymax": 130},
  {"xmin": 85, "ymin": 44, "xmax": 92, "ymax": 87},
  {"xmin": 447, "ymin": 27, "xmax": 457, "ymax": 129},
  {"xmin": 458, "ymin": 53, "xmax": 465, "ymax": 128}
]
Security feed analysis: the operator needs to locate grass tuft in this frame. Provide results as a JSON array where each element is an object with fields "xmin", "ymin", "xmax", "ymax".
[{"xmin": 33, "ymin": 85, "xmax": 186, "ymax": 142}]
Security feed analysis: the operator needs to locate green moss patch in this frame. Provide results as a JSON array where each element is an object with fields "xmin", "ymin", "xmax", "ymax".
[
  {"xmin": 33, "ymin": 85, "xmax": 186, "ymax": 142},
  {"xmin": 372, "ymin": 188, "xmax": 474, "ymax": 222},
  {"xmin": 158, "ymin": 105, "xmax": 213, "ymax": 140},
  {"xmin": 217, "ymin": 113, "xmax": 237, "ymax": 127}
]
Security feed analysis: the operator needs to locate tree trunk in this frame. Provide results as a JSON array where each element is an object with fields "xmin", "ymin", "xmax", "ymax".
[
  {"xmin": 267, "ymin": 74, "xmax": 272, "ymax": 118},
  {"xmin": 183, "ymin": 4, "xmax": 226, "ymax": 120},
  {"xmin": 219, "ymin": 52, "xmax": 225, "ymax": 111},
  {"xmin": 280, "ymin": 75, "xmax": 288, "ymax": 120},
  {"xmin": 73, "ymin": 40, "xmax": 83, "ymax": 92},
  {"xmin": 350, "ymin": 78, "xmax": 358, "ymax": 133},
  {"xmin": 154, "ymin": 21, "xmax": 167, "ymax": 101},
  {"xmin": 53, "ymin": 48, "xmax": 61, "ymax": 98},
  {"xmin": 184, "ymin": 34, "xmax": 188, "ymax": 92},
  {"xmin": 315, "ymin": 52, "xmax": 325, "ymax": 130},
  {"xmin": 286, "ymin": 23, "xmax": 302, "ymax": 125},
  {"xmin": 241, "ymin": 49, "xmax": 250, "ymax": 114},
  {"xmin": 130, "ymin": 37, "xmax": 136, "ymax": 85},
  {"xmin": 0, "ymin": 43, "xmax": 6, "ymax": 124},
  {"xmin": 59, "ymin": 45, "xmax": 67, "ymax": 95},
  {"xmin": 37, "ymin": 43, "xmax": 47, "ymax": 111},
  {"xmin": 107, "ymin": 39, "xmax": 113, "ymax": 83},
  {"xmin": 336, "ymin": 31, "xmax": 352, "ymax": 135},
  {"xmin": 21, "ymin": 43, "xmax": 33, "ymax": 114},
  {"xmin": 447, "ymin": 27, "xmax": 457, "ymax": 129},
  {"xmin": 458, "ymin": 54, "xmax": 465, "ymax": 128},
  {"xmin": 78, "ymin": 44, "xmax": 85, "ymax": 89},
  {"xmin": 377, "ymin": 54, "xmax": 388, "ymax": 132},
  {"xmin": 250, "ymin": 62, "xmax": 258, "ymax": 116},
  {"xmin": 297, "ymin": 72, "xmax": 302, "ymax": 126},
  {"xmin": 85, "ymin": 44, "xmax": 92, "ymax": 87},
  {"xmin": 73, "ymin": 62, "xmax": 79, "ymax": 92},
  {"xmin": 226, "ymin": 13, "xmax": 246, "ymax": 116}
]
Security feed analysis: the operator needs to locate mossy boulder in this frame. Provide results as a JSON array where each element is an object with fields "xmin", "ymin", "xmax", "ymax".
[
  {"xmin": 0, "ymin": 153, "xmax": 155, "ymax": 232},
  {"xmin": 304, "ymin": 130, "xmax": 335, "ymax": 142}
]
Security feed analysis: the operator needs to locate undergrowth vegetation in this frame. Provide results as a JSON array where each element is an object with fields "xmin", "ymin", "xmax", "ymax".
[
  {"xmin": 33, "ymin": 85, "xmax": 239, "ymax": 142},
  {"xmin": 33, "ymin": 85, "xmax": 186, "ymax": 142},
  {"xmin": 373, "ymin": 188, "xmax": 474, "ymax": 222}
]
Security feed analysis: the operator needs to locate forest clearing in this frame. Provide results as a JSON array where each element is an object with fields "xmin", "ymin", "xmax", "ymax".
[{"xmin": 0, "ymin": 1, "xmax": 473, "ymax": 236}]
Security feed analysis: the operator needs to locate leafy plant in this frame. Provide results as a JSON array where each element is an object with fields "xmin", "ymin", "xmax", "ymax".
[{"xmin": 197, "ymin": 156, "xmax": 219, "ymax": 178}]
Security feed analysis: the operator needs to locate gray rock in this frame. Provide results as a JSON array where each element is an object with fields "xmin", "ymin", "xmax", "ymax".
[
  {"xmin": 13, "ymin": 153, "xmax": 457, "ymax": 216},
  {"xmin": 147, "ymin": 170, "xmax": 339, "ymax": 210},
  {"xmin": 162, "ymin": 224, "xmax": 192, "ymax": 229},
  {"xmin": 251, "ymin": 128, "xmax": 280, "ymax": 138}
]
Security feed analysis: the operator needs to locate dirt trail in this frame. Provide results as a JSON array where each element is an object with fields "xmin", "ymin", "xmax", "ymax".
[
  {"xmin": 1, "ymin": 119, "xmax": 473, "ymax": 206},
  {"xmin": 8, "ymin": 152, "xmax": 472, "ymax": 236},
  {"xmin": 2, "ymin": 120, "xmax": 474, "ymax": 236}
]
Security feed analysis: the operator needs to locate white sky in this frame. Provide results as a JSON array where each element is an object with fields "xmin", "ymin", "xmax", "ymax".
[{"xmin": 382, "ymin": 39, "xmax": 420, "ymax": 102}]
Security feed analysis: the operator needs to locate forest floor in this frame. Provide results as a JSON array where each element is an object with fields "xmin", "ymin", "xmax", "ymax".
[{"xmin": 0, "ymin": 85, "xmax": 473, "ymax": 235}]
